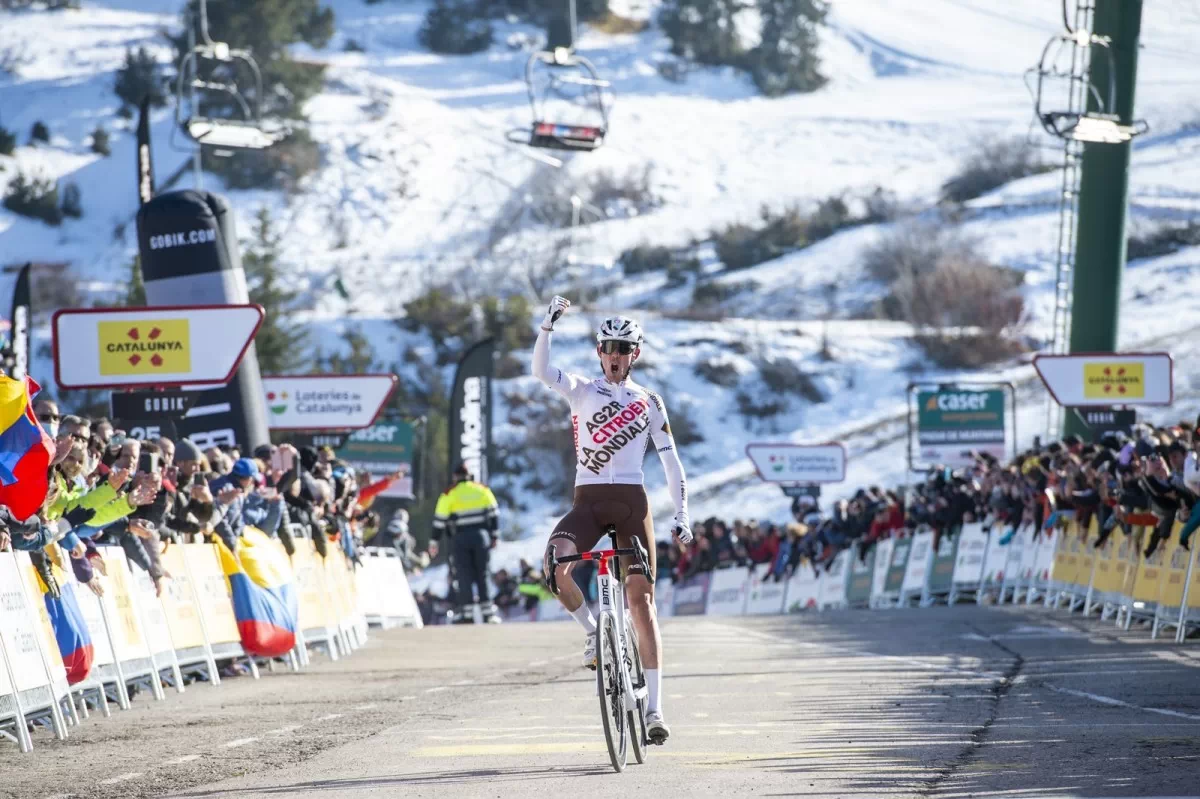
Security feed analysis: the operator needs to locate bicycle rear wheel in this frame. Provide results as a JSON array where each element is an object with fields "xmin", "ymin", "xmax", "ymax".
[
  {"xmin": 595, "ymin": 612, "xmax": 627, "ymax": 772},
  {"xmin": 625, "ymin": 615, "xmax": 648, "ymax": 764}
]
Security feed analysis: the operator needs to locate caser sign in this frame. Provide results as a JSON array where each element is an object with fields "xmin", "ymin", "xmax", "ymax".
[{"xmin": 928, "ymin": 392, "xmax": 989, "ymax": 411}]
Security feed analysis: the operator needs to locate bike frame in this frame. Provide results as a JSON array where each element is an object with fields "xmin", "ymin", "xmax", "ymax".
[{"xmin": 594, "ymin": 553, "xmax": 642, "ymax": 714}]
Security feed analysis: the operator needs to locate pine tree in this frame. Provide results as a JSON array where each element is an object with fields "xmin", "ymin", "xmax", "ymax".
[
  {"xmin": 113, "ymin": 47, "xmax": 168, "ymax": 109},
  {"xmin": 659, "ymin": 0, "xmax": 751, "ymax": 68},
  {"xmin": 243, "ymin": 207, "xmax": 308, "ymax": 373},
  {"xmin": 312, "ymin": 327, "xmax": 377, "ymax": 374},
  {"xmin": 748, "ymin": 0, "xmax": 828, "ymax": 96}
]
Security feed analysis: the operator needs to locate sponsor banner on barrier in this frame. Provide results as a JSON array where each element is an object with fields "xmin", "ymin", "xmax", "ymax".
[
  {"xmin": 537, "ymin": 598, "xmax": 571, "ymax": 623},
  {"xmin": 926, "ymin": 532, "xmax": 959, "ymax": 597},
  {"xmin": 656, "ymin": 579, "xmax": 674, "ymax": 618},
  {"xmin": 820, "ymin": 552, "xmax": 850, "ymax": 609},
  {"xmin": 846, "ymin": 546, "xmax": 875, "ymax": 606},
  {"xmin": 952, "ymin": 523, "xmax": 989, "ymax": 585},
  {"xmin": 871, "ymin": 538, "xmax": 894, "ymax": 600},
  {"xmin": 672, "ymin": 573, "xmax": 711, "ymax": 616},
  {"xmin": 885, "ymin": 537, "xmax": 911, "ymax": 594},
  {"xmin": 185, "ymin": 544, "xmax": 241, "ymax": 646},
  {"xmin": 706, "ymin": 567, "xmax": 749, "ymax": 616},
  {"xmin": 100, "ymin": 551, "xmax": 151, "ymax": 662},
  {"xmin": 1034, "ymin": 529, "xmax": 1058, "ymax": 585},
  {"xmin": 158, "ymin": 547, "xmax": 207, "ymax": 651},
  {"xmin": 916, "ymin": 388, "xmax": 1007, "ymax": 468},
  {"xmin": 785, "ymin": 562, "xmax": 821, "ymax": 612},
  {"xmin": 981, "ymin": 530, "xmax": 1009, "ymax": 588},
  {"xmin": 0, "ymin": 554, "xmax": 51, "ymax": 693},
  {"xmin": 1018, "ymin": 528, "xmax": 1039, "ymax": 583},
  {"xmin": 901, "ymin": 531, "xmax": 934, "ymax": 597},
  {"xmin": 130, "ymin": 567, "xmax": 175, "ymax": 661},
  {"xmin": 745, "ymin": 564, "xmax": 786, "ymax": 615},
  {"xmin": 1159, "ymin": 535, "xmax": 1189, "ymax": 609}
]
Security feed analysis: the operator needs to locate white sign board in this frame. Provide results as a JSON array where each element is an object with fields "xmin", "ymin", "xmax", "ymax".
[
  {"xmin": 53, "ymin": 305, "xmax": 263, "ymax": 390},
  {"xmin": 901, "ymin": 530, "xmax": 934, "ymax": 595},
  {"xmin": 0, "ymin": 554, "xmax": 50, "ymax": 693},
  {"xmin": 951, "ymin": 522, "xmax": 990, "ymax": 585},
  {"xmin": 981, "ymin": 528, "xmax": 1010, "ymax": 587},
  {"xmin": 263, "ymin": 374, "xmax": 398, "ymax": 431},
  {"xmin": 745, "ymin": 564, "xmax": 787, "ymax": 615},
  {"xmin": 1033, "ymin": 352, "xmax": 1172, "ymax": 407},
  {"xmin": 784, "ymin": 563, "xmax": 821, "ymax": 612},
  {"xmin": 705, "ymin": 567, "xmax": 748, "ymax": 616},
  {"xmin": 746, "ymin": 443, "xmax": 846, "ymax": 484}
]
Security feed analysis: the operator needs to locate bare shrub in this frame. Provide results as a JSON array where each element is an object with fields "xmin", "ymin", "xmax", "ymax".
[
  {"xmin": 863, "ymin": 222, "xmax": 980, "ymax": 285},
  {"xmin": 940, "ymin": 137, "xmax": 1054, "ymax": 204},
  {"xmin": 1127, "ymin": 220, "xmax": 1200, "ymax": 261},
  {"xmin": 692, "ymin": 278, "xmax": 758, "ymax": 307},
  {"xmin": 619, "ymin": 244, "xmax": 673, "ymax": 275},
  {"xmin": 736, "ymin": 389, "xmax": 786, "ymax": 419},
  {"xmin": 694, "ymin": 356, "xmax": 741, "ymax": 388},
  {"xmin": 755, "ymin": 356, "xmax": 825, "ymax": 403},
  {"xmin": 667, "ymin": 399, "xmax": 704, "ymax": 446},
  {"xmin": 590, "ymin": 11, "xmax": 649, "ymax": 33}
]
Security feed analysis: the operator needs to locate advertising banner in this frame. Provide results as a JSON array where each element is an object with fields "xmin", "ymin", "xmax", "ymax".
[
  {"xmin": 746, "ymin": 443, "xmax": 846, "ymax": 484},
  {"xmin": 1034, "ymin": 352, "xmax": 1172, "ymax": 406},
  {"xmin": 916, "ymin": 388, "xmax": 1006, "ymax": 468},
  {"xmin": 263, "ymin": 374, "xmax": 397, "ymax": 431},
  {"xmin": 338, "ymin": 421, "xmax": 415, "ymax": 498}
]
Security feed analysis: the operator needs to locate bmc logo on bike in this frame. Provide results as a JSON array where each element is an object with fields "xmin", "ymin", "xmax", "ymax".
[{"xmin": 601, "ymin": 581, "xmax": 610, "ymax": 605}]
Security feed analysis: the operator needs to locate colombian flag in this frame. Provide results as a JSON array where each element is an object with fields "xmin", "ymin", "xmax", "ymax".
[
  {"xmin": 0, "ymin": 375, "xmax": 54, "ymax": 520},
  {"xmin": 215, "ymin": 528, "xmax": 298, "ymax": 657},
  {"xmin": 32, "ymin": 559, "xmax": 94, "ymax": 684}
]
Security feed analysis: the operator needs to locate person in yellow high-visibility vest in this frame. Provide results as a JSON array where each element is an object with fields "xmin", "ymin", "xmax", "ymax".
[{"xmin": 434, "ymin": 461, "xmax": 501, "ymax": 623}]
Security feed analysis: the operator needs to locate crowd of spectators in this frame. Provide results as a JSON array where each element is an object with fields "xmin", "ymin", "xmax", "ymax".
[
  {"xmin": 0, "ymin": 398, "xmax": 406, "ymax": 675},
  {"xmin": 649, "ymin": 417, "xmax": 1200, "ymax": 585}
]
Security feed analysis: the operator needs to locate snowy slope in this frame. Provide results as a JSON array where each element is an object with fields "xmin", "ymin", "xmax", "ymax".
[{"xmin": 1, "ymin": 0, "xmax": 1199, "ymax": 540}]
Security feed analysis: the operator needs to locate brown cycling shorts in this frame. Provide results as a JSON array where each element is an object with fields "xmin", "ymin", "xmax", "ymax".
[{"xmin": 548, "ymin": 484, "xmax": 656, "ymax": 581}]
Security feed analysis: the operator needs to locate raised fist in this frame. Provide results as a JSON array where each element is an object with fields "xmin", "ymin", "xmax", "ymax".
[{"xmin": 542, "ymin": 296, "xmax": 571, "ymax": 329}]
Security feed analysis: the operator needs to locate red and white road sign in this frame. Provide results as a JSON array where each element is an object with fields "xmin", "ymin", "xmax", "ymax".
[
  {"xmin": 263, "ymin": 374, "xmax": 399, "ymax": 430},
  {"xmin": 1033, "ymin": 352, "xmax": 1173, "ymax": 407},
  {"xmin": 53, "ymin": 304, "xmax": 264, "ymax": 390},
  {"xmin": 746, "ymin": 442, "xmax": 847, "ymax": 484}
]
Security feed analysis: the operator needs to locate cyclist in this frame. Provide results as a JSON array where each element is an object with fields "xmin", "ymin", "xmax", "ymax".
[{"xmin": 532, "ymin": 295, "xmax": 692, "ymax": 745}]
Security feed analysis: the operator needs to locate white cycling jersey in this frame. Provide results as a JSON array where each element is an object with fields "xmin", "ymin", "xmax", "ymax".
[{"xmin": 532, "ymin": 328, "xmax": 687, "ymax": 516}]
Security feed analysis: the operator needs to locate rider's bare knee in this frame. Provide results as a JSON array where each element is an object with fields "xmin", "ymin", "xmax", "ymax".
[{"xmin": 625, "ymin": 577, "xmax": 655, "ymax": 614}]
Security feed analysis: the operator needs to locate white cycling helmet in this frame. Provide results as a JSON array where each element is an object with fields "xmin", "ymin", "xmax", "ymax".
[{"xmin": 596, "ymin": 316, "xmax": 644, "ymax": 346}]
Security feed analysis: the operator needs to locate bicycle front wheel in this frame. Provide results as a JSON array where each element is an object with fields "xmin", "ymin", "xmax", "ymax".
[
  {"xmin": 625, "ymin": 615, "xmax": 647, "ymax": 764},
  {"xmin": 596, "ymin": 612, "xmax": 627, "ymax": 772}
]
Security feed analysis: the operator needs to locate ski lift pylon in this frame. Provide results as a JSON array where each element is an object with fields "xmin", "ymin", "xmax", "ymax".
[
  {"xmin": 507, "ymin": 46, "xmax": 611, "ymax": 153},
  {"xmin": 175, "ymin": 0, "xmax": 288, "ymax": 151}
]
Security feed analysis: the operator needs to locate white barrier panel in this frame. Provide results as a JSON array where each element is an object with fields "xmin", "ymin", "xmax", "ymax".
[
  {"xmin": 706, "ymin": 567, "xmax": 749, "ymax": 616},
  {"xmin": 819, "ymin": 551, "xmax": 850, "ymax": 610},
  {"xmin": 785, "ymin": 563, "xmax": 821, "ymax": 612},
  {"xmin": 359, "ymin": 549, "xmax": 423, "ymax": 629},
  {"xmin": 1031, "ymin": 528, "xmax": 1058, "ymax": 602},
  {"xmin": 745, "ymin": 564, "xmax": 787, "ymax": 616},
  {"xmin": 870, "ymin": 539, "xmax": 894, "ymax": 605},
  {"xmin": 901, "ymin": 531, "xmax": 934, "ymax": 605},
  {"xmin": 950, "ymin": 523, "xmax": 989, "ymax": 605},
  {"xmin": 999, "ymin": 526, "xmax": 1028, "ymax": 602},
  {"xmin": 980, "ymin": 528, "xmax": 1009, "ymax": 597}
]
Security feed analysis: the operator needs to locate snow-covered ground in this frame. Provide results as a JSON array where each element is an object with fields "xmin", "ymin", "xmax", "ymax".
[{"xmin": 2, "ymin": 0, "xmax": 1199, "ymax": 546}]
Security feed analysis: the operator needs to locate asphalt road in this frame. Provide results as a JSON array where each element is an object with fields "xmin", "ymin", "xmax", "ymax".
[{"xmin": 5, "ymin": 605, "xmax": 1200, "ymax": 799}]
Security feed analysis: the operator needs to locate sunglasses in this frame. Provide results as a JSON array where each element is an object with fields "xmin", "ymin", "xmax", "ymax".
[
  {"xmin": 38, "ymin": 413, "xmax": 60, "ymax": 423},
  {"xmin": 599, "ymin": 340, "xmax": 637, "ymax": 355}
]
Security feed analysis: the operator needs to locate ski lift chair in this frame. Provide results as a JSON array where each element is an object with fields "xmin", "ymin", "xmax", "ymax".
[
  {"xmin": 175, "ymin": 1, "xmax": 288, "ymax": 151},
  {"xmin": 508, "ymin": 46, "xmax": 611, "ymax": 152},
  {"xmin": 1028, "ymin": 30, "xmax": 1148, "ymax": 145}
]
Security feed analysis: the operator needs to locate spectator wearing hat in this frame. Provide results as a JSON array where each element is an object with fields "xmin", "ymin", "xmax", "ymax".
[
  {"xmin": 433, "ymin": 462, "xmax": 500, "ymax": 623},
  {"xmin": 208, "ymin": 458, "xmax": 260, "ymax": 551}
]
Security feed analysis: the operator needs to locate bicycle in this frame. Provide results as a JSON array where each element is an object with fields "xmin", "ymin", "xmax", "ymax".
[{"xmin": 549, "ymin": 525, "xmax": 653, "ymax": 772}]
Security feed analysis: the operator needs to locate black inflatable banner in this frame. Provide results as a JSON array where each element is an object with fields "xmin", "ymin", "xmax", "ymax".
[
  {"xmin": 135, "ymin": 190, "xmax": 270, "ymax": 451},
  {"xmin": 448, "ymin": 338, "xmax": 494, "ymax": 485}
]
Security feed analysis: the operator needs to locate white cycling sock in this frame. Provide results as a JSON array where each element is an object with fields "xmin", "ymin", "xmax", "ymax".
[
  {"xmin": 568, "ymin": 603, "xmax": 596, "ymax": 634},
  {"xmin": 646, "ymin": 668, "xmax": 661, "ymax": 714}
]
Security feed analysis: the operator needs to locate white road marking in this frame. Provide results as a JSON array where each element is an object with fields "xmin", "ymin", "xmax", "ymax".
[
  {"xmin": 1044, "ymin": 685, "xmax": 1200, "ymax": 721},
  {"xmin": 99, "ymin": 773, "xmax": 143, "ymax": 785},
  {"xmin": 425, "ymin": 686, "xmax": 448, "ymax": 693},
  {"xmin": 401, "ymin": 695, "xmax": 417, "ymax": 700},
  {"xmin": 528, "ymin": 659, "xmax": 549, "ymax": 666},
  {"xmin": 352, "ymin": 703, "xmax": 378, "ymax": 710},
  {"xmin": 453, "ymin": 679, "xmax": 474, "ymax": 685},
  {"xmin": 316, "ymin": 713, "xmax": 344, "ymax": 721},
  {"xmin": 223, "ymin": 737, "xmax": 260, "ymax": 748},
  {"xmin": 164, "ymin": 754, "xmax": 202, "ymax": 765},
  {"xmin": 266, "ymin": 725, "xmax": 303, "ymax": 736}
]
